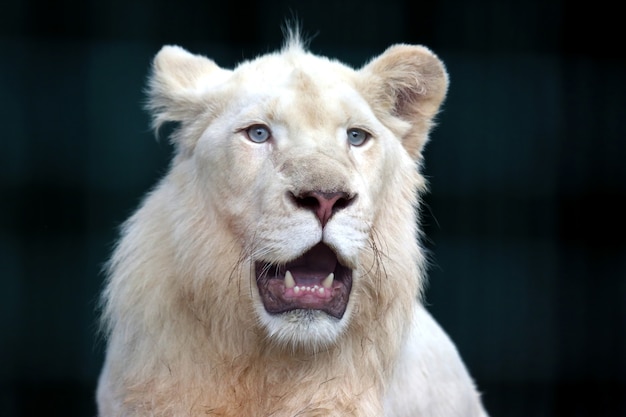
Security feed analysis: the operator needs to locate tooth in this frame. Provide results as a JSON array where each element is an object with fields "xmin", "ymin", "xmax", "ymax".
[
  {"xmin": 285, "ymin": 270, "xmax": 295, "ymax": 289},
  {"xmin": 322, "ymin": 273, "xmax": 334, "ymax": 289},
  {"xmin": 319, "ymin": 288, "xmax": 325, "ymax": 294},
  {"xmin": 294, "ymin": 286, "xmax": 300, "ymax": 294}
]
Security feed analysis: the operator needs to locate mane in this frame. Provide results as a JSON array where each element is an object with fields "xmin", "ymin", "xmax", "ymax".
[{"xmin": 280, "ymin": 21, "xmax": 314, "ymax": 53}]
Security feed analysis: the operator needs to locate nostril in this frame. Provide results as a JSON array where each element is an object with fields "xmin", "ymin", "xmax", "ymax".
[
  {"xmin": 332, "ymin": 195, "xmax": 351, "ymax": 211},
  {"xmin": 297, "ymin": 195, "xmax": 320, "ymax": 211},
  {"xmin": 290, "ymin": 191, "xmax": 355, "ymax": 227}
]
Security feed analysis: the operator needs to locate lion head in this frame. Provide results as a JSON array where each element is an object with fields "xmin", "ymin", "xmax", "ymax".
[
  {"xmin": 103, "ymin": 37, "xmax": 447, "ymax": 360},
  {"xmin": 138, "ymin": 37, "xmax": 448, "ymax": 352}
]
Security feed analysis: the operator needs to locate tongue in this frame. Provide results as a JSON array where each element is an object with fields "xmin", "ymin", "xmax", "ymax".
[{"xmin": 286, "ymin": 243, "xmax": 337, "ymax": 280}]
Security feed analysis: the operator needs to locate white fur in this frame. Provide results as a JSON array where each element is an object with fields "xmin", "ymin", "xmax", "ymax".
[
  {"xmin": 384, "ymin": 305, "xmax": 489, "ymax": 417},
  {"xmin": 97, "ymin": 36, "xmax": 488, "ymax": 416}
]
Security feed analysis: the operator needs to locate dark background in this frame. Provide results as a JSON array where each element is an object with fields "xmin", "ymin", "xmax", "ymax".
[{"xmin": 1, "ymin": 0, "xmax": 624, "ymax": 416}]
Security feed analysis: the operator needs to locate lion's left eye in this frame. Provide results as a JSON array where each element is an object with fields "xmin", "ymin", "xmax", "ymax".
[
  {"xmin": 347, "ymin": 128, "xmax": 370, "ymax": 146},
  {"xmin": 245, "ymin": 124, "xmax": 271, "ymax": 143}
]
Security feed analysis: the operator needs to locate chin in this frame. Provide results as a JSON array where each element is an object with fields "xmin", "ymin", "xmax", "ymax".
[{"xmin": 256, "ymin": 306, "xmax": 352, "ymax": 351}]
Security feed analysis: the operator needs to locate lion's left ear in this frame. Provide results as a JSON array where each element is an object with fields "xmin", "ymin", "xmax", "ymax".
[{"xmin": 359, "ymin": 45, "xmax": 449, "ymax": 159}]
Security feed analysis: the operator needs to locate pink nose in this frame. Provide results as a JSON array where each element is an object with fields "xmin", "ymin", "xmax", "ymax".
[{"xmin": 292, "ymin": 191, "xmax": 355, "ymax": 227}]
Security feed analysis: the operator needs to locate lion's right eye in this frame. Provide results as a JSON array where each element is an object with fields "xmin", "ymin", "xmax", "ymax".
[{"xmin": 245, "ymin": 125, "xmax": 272, "ymax": 143}]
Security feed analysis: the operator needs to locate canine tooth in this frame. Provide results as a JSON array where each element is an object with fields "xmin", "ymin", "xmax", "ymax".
[
  {"xmin": 284, "ymin": 270, "xmax": 295, "ymax": 289},
  {"xmin": 322, "ymin": 273, "xmax": 334, "ymax": 289}
]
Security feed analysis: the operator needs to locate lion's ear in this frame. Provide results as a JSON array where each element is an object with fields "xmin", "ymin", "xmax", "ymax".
[
  {"xmin": 147, "ymin": 45, "xmax": 231, "ymax": 137},
  {"xmin": 359, "ymin": 45, "xmax": 448, "ymax": 159}
]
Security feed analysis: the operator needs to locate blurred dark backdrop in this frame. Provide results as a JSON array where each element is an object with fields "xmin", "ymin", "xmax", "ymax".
[{"xmin": 1, "ymin": 1, "xmax": 624, "ymax": 416}]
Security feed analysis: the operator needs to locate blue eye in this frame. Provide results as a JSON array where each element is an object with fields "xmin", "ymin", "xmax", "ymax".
[
  {"xmin": 347, "ymin": 128, "xmax": 370, "ymax": 146},
  {"xmin": 245, "ymin": 125, "xmax": 271, "ymax": 143}
]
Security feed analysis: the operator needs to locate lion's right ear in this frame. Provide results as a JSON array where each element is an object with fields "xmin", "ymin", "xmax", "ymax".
[{"xmin": 147, "ymin": 45, "xmax": 231, "ymax": 138}]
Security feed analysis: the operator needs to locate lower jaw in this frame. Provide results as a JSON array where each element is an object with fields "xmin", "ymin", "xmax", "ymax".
[{"xmin": 259, "ymin": 308, "xmax": 348, "ymax": 349}]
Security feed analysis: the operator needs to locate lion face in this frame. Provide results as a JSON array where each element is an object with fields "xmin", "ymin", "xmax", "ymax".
[{"xmin": 147, "ymin": 41, "xmax": 448, "ymax": 348}]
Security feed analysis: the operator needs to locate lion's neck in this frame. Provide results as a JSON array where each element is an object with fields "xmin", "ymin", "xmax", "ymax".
[{"xmin": 124, "ymin": 328, "xmax": 388, "ymax": 416}]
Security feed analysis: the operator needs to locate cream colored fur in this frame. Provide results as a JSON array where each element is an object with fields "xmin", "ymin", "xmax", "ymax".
[{"xmin": 97, "ymin": 35, "xmax": 489, "ymax": 417}]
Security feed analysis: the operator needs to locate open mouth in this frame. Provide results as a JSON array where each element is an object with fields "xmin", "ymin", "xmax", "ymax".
[{"xmin": 255, "ymin": 243, "xmax": 353, "ymax": 319}]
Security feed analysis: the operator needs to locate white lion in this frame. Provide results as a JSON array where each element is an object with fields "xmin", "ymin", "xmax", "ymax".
[{"xmin": 97, "ymin": 33, "xmax": 489, "ymax": 417}]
